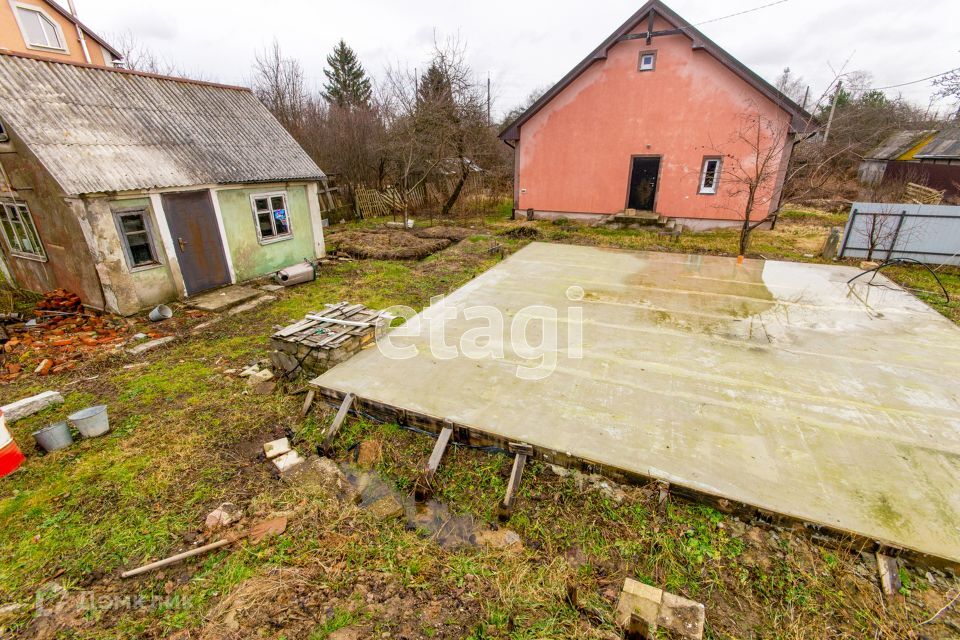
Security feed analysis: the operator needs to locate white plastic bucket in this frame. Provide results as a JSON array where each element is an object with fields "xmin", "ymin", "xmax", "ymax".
[{"xmin": 68, "ymin": 405, "xmax": 110, "ymax": 438}]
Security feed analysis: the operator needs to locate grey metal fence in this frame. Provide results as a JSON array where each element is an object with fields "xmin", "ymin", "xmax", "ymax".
[{"xmin": 839, "ymin": 202, "xmax": 960, "ymax": 266}]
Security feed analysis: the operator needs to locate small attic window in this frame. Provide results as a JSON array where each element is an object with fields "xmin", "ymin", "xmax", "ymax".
[
  {"xmin": 14, "ymin": 4, "xmax": 66, "ymax": 52},
  {"xmin": 639, "ymin": 51, "xmax": 657, "ymax": 72}
]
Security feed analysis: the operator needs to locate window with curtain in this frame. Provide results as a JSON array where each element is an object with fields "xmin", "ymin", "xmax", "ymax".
[{"xmin": 251, "ymin": 193, "xmax": 292, "ymax": 242}]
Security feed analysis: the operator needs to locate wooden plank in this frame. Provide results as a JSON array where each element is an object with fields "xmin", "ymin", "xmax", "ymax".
[
  {"xmin": 322, "ymin": 392, "xmax": 355, "ymax": 453},
  {"xmin": 416, "ymin": 425, "xmax": 454, "ymax": 499},
  {"xmin": 276, "ymin": 319, "xmax": 318, "ymax": 338},
  {"xmin": 877, "ymin": 553, "xmax": 902, "ymax": 597},
  {"xmin": 300, "ymin": 389, "xmax": 316, "ymax": 418},
  {"xmin": 305, "ymin": 314, "xmax": 374, "ymax": 328},
  {"xmin": 499, "ymin": 449, "xmax": 528, "ymax": 519}
]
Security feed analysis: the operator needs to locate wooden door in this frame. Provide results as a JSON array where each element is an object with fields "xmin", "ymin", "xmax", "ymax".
[{"xmin": 161, "ymin": 191, "xmax": 231, "ymax": 295}]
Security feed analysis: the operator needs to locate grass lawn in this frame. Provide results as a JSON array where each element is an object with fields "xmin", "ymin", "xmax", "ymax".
[{"xmin": 0, "ymin": 207, "xmax": 958, "ymax": 639}]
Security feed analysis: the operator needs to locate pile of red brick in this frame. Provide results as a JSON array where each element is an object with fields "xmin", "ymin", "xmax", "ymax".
[{"xmin": 1, "ymin": 289, "xmax": 131, "ymax": 382}]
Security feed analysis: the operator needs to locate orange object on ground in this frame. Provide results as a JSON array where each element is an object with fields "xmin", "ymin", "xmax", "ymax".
[{"xmin": 0, "ymin": 411, "xmax": 26, "ymax": 479}]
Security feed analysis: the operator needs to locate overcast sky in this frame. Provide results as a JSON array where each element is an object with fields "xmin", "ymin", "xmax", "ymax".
[{"xmin": 74, "ymin": 0, "xmax": 959, "ymax": 119}]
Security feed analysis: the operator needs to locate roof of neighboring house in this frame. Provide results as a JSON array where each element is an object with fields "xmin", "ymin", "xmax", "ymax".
[
  {"xmin": 0, "ymin": 51, "xmax": 325, "ymax": 195},
  {"xmin": 43, "ymin": 0, "xmax": 123, "ymax": 60},
  {"xmin": 499, "ymin": 0, "xmax": 816, "ymax": 143},
  {"xmin": 863, "ymin": 130, "xmax": 939, "ymax": 161},
  {"xmin": 914, "ymin": 129, "xmax": 960, "ymax": 160}
]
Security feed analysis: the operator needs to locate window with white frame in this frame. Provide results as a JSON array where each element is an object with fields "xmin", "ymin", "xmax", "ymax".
[
  {"xmin": 638, "ymin": 51, "xmax": 656, "ymax": 71},
  {"xmin": 114, "ymin": 208, "xmax": 160, "ymax": 268},
  {"xmin": 251, "ymin": 193, "xmax": 292, "ymax": 242},
  {"xmin": 13, "ymin": 4, "xmax": 66, "ymax": 51},
  {"xmin": 0, "ymin": 200, "xmax": 45, "ymax": 259},
  {"xmin": 698, "ymin": 157, "xmax": 722, "ymax": 194}
]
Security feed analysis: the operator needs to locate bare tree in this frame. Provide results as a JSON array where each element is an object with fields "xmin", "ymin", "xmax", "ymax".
[
  {"xmin": 110, "ymin": 31, "xmax": 211, "ymax": 80},
  {"xmin": 251, "ymin": 40, "xmax": 309, "ymax": 133},
  {"xmin": 380, "ymin": 36, "xmax": 497, "ymax": 219}
]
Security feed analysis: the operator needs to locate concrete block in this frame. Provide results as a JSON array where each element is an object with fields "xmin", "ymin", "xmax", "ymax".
[
  {"xmin": 246, "ymin": 369, "xmax": 274, "ymax": 386},
  {"xmin": 272, "ymin": 450, "xmax": 305, "ymax": 474},
  {"xmin": 657, "ymin": 590, "xmax": 705, "ymax": 639},
  {"xmin": 263, "ymin": 438, "xmax": 291, "ymax": 459},
  {"xmin": 1, "ymin": 390, "xmax": 64, "ymax": 423},
  {"xmin": 127, "ymin": 336, "xmax": 175, "ymax": 355},
  {"xmin": 615, "ymin": 578, "xmax": 662, "ymax": 631}
]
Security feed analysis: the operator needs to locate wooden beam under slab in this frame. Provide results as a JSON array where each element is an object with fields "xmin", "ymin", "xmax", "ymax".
[
  {"xmin": 499, "ymin": 443, "xmax": 531, "ymax": 520},
  {"xmin": 300, "ymin": 389, "xmax": 316, "ymax": 418},
  {"xmin": 322, "ymin": 392, "xmax": 355, "ymax": 454},
  {"xmin": 415, "ymin": 423, "xmax": 454, "ymax": 499}
]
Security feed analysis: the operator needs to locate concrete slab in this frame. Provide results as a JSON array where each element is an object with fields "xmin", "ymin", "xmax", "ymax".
[
  {"xmin": 185, "ymin": 285, "xmax": 260, "ymax": 312},
  {"xmin": 312, "ymin": 243, "xmax": 960, "ymax": 563}
]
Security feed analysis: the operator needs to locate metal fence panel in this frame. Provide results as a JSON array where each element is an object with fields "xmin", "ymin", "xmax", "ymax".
[{"xmin": 839, "ymin": 202, "xmax": 960, "ymax": 265}]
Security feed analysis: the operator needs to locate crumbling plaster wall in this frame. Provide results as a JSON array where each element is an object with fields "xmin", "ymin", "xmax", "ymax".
[
  {"xmin": 79, "ymin": 196, "xmax": 178, "ymax": 316},
  {"xmin": 0, "ymin": 127, "xmax": 105, "ymax": 309}
]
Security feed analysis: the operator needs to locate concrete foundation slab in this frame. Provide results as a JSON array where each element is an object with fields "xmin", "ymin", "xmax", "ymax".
[
  {"xmin": 185, "ymin": 285, "xmax": 260, "ymax": 312},
  {"xmin": 312, "ymin": 243, "xmax": 960, "ymax": 563}
]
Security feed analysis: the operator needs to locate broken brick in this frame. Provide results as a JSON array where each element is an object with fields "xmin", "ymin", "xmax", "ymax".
[{"xmin": 34, "ymin": 359, "xmax": 54, "ymax": 375}]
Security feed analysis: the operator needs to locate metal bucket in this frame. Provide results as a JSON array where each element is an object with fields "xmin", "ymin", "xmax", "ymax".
[
  {"xmin": 32, "ymin": 421, "xmax": 73, "ymax": 452},
  {"xmin": 0, "ymin": 410, "xmax": 25, "ymax": 478},
  {"xmin": 149, "ymin": 304, "xmax": 173, "ymax": 322},
  {"xmin": 68, "ymin": 405, "xmax": 110, "ymax": 438}
]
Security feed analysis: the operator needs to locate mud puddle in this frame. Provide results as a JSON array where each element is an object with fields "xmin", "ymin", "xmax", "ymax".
[{"xmin": 338, "ymin": 463, "xmax": 479, "ymax": 548}]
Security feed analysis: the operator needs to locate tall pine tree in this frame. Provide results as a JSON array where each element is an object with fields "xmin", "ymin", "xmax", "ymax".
[{"xmin": 322, "ymin": 40, "xmax": 372, "ymax": 108}]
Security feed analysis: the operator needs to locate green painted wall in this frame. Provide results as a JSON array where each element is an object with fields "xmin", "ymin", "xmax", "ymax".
[{"xmin": 216, "ymin": 185, "xmax": 315, "ymax": 282}]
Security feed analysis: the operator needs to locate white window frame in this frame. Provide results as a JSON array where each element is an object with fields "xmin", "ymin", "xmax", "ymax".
[
  {"xmin": 638, "ymin": 50, "xmax": 657, "ymax": 72},
  {"xmin": 0, "ymin": 199, "xmax": 46, "ymax": 261},
  {"xmin": 250, "ymin": 191, "xmax": 293, "ymax": 244},
  {"xmin": 113, "ymin": 207, "xmax": 162, "ymax": 271},
  {"xmin": 698, "ymin": 157, "xmax": 722, "ymax": 195},
  {"xmin": 10, "ymin": 2, "xmax": 68, "ymax": 53}
]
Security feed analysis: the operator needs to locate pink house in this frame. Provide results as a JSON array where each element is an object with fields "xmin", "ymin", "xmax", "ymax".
[{"xmin": 500, "ymin": 0, "xmax": 816, "ymax": 229}]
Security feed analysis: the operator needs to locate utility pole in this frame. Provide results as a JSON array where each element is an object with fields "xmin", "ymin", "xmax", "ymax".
[
  {"xmin": 823, "ymin": 79, "xmax": 841, "ymax": 144},
  {"xmin": 800, "ymin": 85, "xmax": 809, "ymax": 111},
  {"xmin": 486, "ymin": 72, "xmax": 491, "ymax": 126}
]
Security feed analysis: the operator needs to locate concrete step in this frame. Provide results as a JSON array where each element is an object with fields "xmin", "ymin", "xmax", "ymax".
[{"xmin": 610, "ymin": 213, "xmax": 660, "ymax": 225}]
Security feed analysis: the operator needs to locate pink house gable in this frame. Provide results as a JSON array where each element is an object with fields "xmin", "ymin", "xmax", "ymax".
[{"xmin": 500, "ymin": 1, "xmax": 815, "ymax": 227}]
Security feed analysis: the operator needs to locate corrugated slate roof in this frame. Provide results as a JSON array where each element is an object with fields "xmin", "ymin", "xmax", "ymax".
[
  {"xmin": 914, "ymin": 129, "xmax": 960, "ymax": 160},
  {"xmin": 864, "ymin": 130, "xmax": 938, "ymax": 161},
  {"xmin": 0, "ymin": 52, "xmax": 325, "ymax": 195}
]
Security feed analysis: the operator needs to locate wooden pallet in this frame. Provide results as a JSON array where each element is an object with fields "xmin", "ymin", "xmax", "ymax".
[
  {"xmin": 273, "ymin": 302, "xmax": 383, "ymax": 350},
  {"xmin": 905, "ymin": 182, "xmax": 945, "ymax": 205}
]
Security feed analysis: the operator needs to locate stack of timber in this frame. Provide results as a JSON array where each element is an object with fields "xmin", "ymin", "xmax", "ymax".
[{"xmin": 270, "ymin": 302, "xmax": 388, "ymax": 376}]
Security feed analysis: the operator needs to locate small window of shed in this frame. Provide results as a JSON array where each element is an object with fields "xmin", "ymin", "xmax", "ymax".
[
  {"xmin": 0, "ymin": 120, "xmax": 7, "ymax": 143},
  {"xmin": 639, "ymin": 51, "xmax": 656, "ymax": 72}
]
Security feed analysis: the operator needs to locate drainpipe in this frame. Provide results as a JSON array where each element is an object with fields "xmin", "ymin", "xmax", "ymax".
[{"xmin": 66, "ymin": 0, "xmax": 92, "ymax": 64}]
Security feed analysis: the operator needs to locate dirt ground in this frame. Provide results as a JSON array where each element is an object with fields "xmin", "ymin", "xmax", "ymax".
[
  {"xmin": 1, "ymin": 210, "xmax": 959, "ymax": 639},
  {"xmin": 326, "ymin": 225, "xmax": 476, "ymax": 260}
]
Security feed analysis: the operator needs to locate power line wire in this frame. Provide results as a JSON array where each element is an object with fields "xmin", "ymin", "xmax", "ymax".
[
  {"xmin": 872, "ymin": 67, "xmax": 960, "ymax": 90},
  {"xmin": 694, "ymin": 0, "xmax": 789, "ymax": 26}
]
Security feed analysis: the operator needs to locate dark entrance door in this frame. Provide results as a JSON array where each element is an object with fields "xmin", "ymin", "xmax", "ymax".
[
  {"xmin": 627, "ymin": 156, "xmax": 660, "ymax": 211},
  {"xmin": 161, "ymin": 191, "xmax": 231, "ymax": 296}
]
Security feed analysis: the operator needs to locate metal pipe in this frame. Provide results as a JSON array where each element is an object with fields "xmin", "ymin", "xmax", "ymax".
[{"xmin": 66, "ymin": 0, "xmax": 92, "ymax": 64}]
